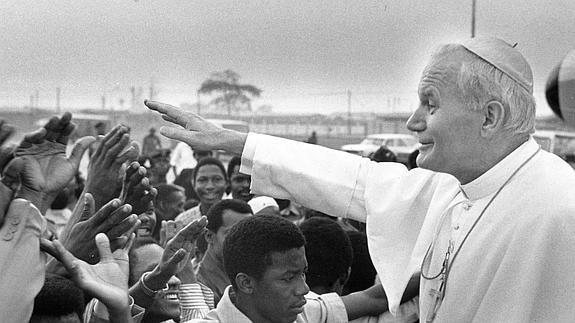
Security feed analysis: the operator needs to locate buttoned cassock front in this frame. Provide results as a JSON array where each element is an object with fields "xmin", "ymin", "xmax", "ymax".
[{"xmin": 240, "ymin": 133, "xmax": 575, "ymax": 322}]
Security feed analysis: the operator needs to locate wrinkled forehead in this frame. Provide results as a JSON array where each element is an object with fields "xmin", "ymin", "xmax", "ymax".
[{"xmin": 419, "ymin": 49, "xmax": 470, "ymax": 94}]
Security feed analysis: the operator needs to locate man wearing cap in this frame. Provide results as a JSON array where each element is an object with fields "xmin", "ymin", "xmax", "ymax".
[{"xmin": 145, "ymin": 37, "xmax": 575, "ymax": 322}]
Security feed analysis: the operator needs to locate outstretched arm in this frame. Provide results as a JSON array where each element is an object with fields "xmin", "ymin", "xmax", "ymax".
[
  {"xmin": 145, "ymin": 100, "xmax": 247, "ymax": 155},
  {"xmin": 7, "ymin": 113, "xmax": 94, "ymax": 214},
  {"xmin": 42, "ymin": 233, "xmax": 135, "ymax": 323},
  {"xmin": 130, "ymin": 216, "xmax": 207, "ymax": 309}
]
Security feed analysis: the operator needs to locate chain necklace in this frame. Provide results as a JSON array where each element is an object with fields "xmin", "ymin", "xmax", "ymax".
[{"xmin": 420, "ymin": 147, "xmax": 541, "ymax": 322}]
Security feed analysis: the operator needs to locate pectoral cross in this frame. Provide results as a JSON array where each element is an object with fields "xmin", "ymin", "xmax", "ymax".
[{"xmin": 425, "ymin": 240, "xmax": 453, "ymax": 323}]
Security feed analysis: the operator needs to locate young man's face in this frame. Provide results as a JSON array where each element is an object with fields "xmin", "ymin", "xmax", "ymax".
[
  {"xmin": 229, "ymin": 165, "xmax": 253, "ymax": 202},
  {"xmin": 207, "ymin": 209, "xmax": 251, "ymax": 260},
  {"xmin": 407, "ymin": 50, "xmax": 486, "ymax": 183},
  {"xmin": 193, "ymin": 164, "xmax": 227, "ymax": 206},
  {"xmin": 251, "ymin": 247, "xmax": 310, "ymax": 323}
]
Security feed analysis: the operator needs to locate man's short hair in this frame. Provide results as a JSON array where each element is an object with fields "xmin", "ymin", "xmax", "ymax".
[
  {"xmin": 206, "ymin": 199, "xmax": 253, "ymax": 233},
  {"xmin": 31, "ymin": 274, "xmax": 85, "ymax": 322},
  {"xmin": 223, "ymin": 214, "xmax": 306, "ymax": 288},
  {"xmin": 227, "ymin": 155, "xmax": 242, "ymax": 179},
  {"xmin": 192, "ymin": 157, "xmax": 227, "ymax": 182},
  {"xmin": 430, "ymin": 43, "xmax": 536, "ymax": 135},
  {"xmin": 299, "ymin": 217, "xmax": 353, "ymax": 289},
  {"xmin": 155, "ymin": 183, "xmax": 184, "ymax": 204}
]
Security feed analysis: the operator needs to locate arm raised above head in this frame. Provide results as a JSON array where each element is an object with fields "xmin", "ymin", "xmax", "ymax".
[{"xmin": 144, "ymin": 100, "xmax": 247, "ymax": 155}]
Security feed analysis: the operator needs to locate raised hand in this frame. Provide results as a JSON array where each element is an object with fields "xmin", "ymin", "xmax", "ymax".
[
  {"xmin": 144, "ymin": 216, "xmax": 207, "ymax": 290},
  {"xmin": 6, "ymin": 113, "xmax": 94, "ymax": 213},
  {"xmin": 144, "ymin": 100, "xmax": 247, "ymax": 155},
  {"xmin": 51, "ymin": 194, "xmax": 139, "ymax": 266},
  {"xmin": 119, "ymin": 161, "xmax": 157, "ymax": 216},
  {"xmin": 85, "ymin": 125, "xmax": 139, "ymax": 210},
  {"xmin": 41, "ymin": 233, "xmax": 134, "ymax": 323}
]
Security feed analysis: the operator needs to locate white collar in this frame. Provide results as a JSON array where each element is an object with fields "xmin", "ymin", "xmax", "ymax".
[{"xmin": 460, "ymin": 137, "xmax": 539, "ymax": 201}]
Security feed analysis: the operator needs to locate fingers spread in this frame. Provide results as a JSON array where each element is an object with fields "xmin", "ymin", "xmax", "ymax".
[
  {"xmin": 105, "ymin": 213, "xmax": 137, "ymax": 240},
  {"xmin": 89, "ymin": 198, "xmax": 122, "ymax": 227}
]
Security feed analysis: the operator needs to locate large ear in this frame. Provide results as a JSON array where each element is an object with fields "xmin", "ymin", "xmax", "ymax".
[
  {"xmin": 481, "ymin": 100, "xmax": 506, "ymax": 136},
  {"xmin": 235, "ymin": 273, "xmax": 255, "ymax": 294}
]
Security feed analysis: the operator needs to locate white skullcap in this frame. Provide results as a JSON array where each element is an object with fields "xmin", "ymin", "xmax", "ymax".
[
  {"xmin": 461, "ymin": 37, "xmax": 533, "ymax": 94},
  {"xmin": 248, "ymin": 196, "xmax": 279, "ymax": 215}
]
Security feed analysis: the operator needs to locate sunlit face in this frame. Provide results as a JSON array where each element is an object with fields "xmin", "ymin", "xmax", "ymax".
[
  {"xmin": 229, "ymin": 165, "xmax": 253, "ymax": 202},
  {"xmin": 406, "ymin": 51, "xmax": 485, "ymax": 182},
  {"xmin": 193, "ymin": 164, "xmax": 227, "ymax": 207},
  {"xmin": 251, "ymin": 247, "xmax": 310, "ymax": 323},
  {"xmin": 131, "ymin": 244, "xmax": 181, "ymax": 323},
  {"xmin": 207, "ymin": 210, "xmax": 251, "ymax": 261}
]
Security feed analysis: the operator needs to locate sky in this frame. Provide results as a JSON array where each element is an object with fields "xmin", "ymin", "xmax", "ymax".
[{"xmin": 1, "ymin": 0, "xmax": 574, "ymax": 115}]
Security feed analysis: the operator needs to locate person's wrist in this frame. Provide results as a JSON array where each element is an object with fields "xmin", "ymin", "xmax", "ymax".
[
  {"xmin": 106, "ymin": 294, "xmax": 132, "ymax": 318},
  {"xmin": 145, "ymin": 267, "xmax": 171, "ymax": 291}
]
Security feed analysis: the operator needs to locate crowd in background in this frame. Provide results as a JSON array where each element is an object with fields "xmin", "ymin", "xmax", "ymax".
[{"xmin": 0, "ymin": 114, "xmax": 414, "ymax": 323}]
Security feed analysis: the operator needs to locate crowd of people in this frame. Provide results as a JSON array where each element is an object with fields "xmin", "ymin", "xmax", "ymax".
[{"xmin": 2, "ymin": 35, "xmax": 575, "ymax": 323}]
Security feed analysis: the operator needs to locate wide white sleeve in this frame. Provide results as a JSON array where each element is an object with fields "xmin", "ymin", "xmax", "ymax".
[
  {"xmin": 240, "ymin": 133, "xmax": 408, "ymax": 222},
  {"xmin": 0, "ymin": 198, "xmax": 47, "ymax": 322}
]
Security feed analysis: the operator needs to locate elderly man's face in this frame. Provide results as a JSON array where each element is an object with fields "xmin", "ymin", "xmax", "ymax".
[{"xmin": 407, "ymin": 51, "xmax": 485, "ymax": 182}]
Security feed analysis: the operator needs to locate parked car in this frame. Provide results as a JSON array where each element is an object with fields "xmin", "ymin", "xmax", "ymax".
[{"xmin": 340, "ymin": 133, "xmax": 419, "ymax": 164}]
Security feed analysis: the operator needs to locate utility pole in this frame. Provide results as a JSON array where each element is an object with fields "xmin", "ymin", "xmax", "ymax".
[
  {"xmin": 471, "ymin": 0, "xmax": 477, "ymax": 37},
  {"xmin": 196, "ymin": 89, "xmax": 201, "ymax": 115},
  {"xmin": 56, "ymin": 87, "xmax": 61, "ymax": 114},
  {"xmin": 101, "ymin": 95, "xmax": 106, "ymax": 111},
  {"xmin": 35, "ymin": 90, "xmax": 39, "ymax": 110},
  {"xmin": 130, "ymin": 86, "xmax": 136, "ymax": 111},
  {"xmin": 347, "ymin": 89, "xmax": 352, "ymax": 135},
  {"xmin": 149, "ymin": 79, "xmax": 155, "ymax": 101}
]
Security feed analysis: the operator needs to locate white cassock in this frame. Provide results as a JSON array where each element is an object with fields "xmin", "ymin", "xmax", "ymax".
[{"xmin": 240, "ymin": 133, "xmax": 575, "ymax": 322}]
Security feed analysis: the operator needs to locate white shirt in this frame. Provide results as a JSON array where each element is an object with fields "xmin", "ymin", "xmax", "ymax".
[
  {"xmin": 240, "ymin": 133, "xmax": 575, "ymax": 322},
  {"xmin": 171, "ymin": 142, "xmax": 197, "ymax": 175}
]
